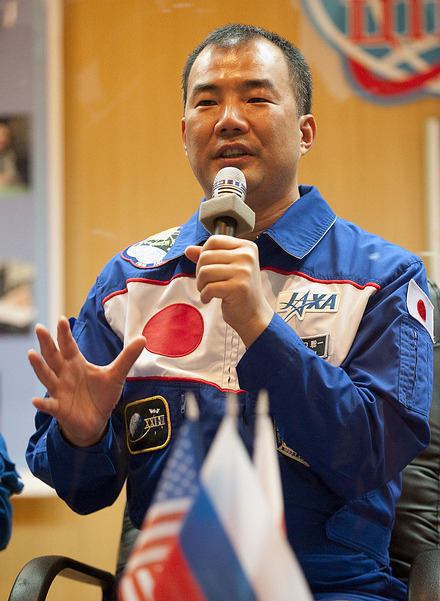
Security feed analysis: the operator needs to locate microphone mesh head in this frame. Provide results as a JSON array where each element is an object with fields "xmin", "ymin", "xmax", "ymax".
[{"xmin": 212, "ymin": 167, "xmax": 247, "ymax": 201}]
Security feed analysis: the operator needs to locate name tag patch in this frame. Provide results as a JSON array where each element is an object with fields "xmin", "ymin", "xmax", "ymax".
[
  {"xmin": 125, "ymin": 396, "xmax": 171, "ymax": 454},
  {"xmin": 301, "ymin": 334, "xmax": 330, "ymax": 359}
]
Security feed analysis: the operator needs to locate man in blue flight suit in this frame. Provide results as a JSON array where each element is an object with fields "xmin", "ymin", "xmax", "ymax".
[{"xmin": 26, "ymin": 24, "xmax": 433, "ymax": 601}]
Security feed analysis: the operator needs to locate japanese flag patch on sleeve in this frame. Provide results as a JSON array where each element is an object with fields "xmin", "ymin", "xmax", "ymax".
[{"xmin": 407, "ymin": 279, "xmax": 434, "ymax": 342}]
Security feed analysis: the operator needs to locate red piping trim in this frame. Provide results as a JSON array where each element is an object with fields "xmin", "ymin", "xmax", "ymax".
[
  {"xmin": 126, "ymin": 375, "xmax": 246, "ymax": 394},
  {"xmin": 262, "ymin": 267, "xmax": 381, "ymax": 290},
  {"xmin": 103, "ymin": 268, "xmax": 381, "ymax": 306},
  {"xmin": 102, "ymin": 273, "xmax": 196, "ymax": 306}
]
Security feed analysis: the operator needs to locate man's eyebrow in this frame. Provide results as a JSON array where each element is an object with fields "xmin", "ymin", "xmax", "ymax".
[
  {"xmin": 242, "ymin": 78, "xmax": 276, "ymax": 90},
  {"xmin": 191, "ymin": 83, "xmax": 219, "ymax": 96},
  {"xmin": 190, "ymin": 78, "xmax": 277, "ymax": 96}
]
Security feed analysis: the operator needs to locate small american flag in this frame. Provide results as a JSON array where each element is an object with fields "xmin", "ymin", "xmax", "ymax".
[{"xmin": 118, "ymin": 394, "xmax": 204, "ymax": 601}]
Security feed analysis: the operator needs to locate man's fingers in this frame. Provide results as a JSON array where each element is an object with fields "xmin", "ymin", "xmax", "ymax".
[
  {"xmin": 200, "ymin": 235, "xmax": 240, "ymax": 251},
  {"xmin": 197, "ymin": 262, "xmax": 233, "ymax": 285},
  {"xmin": 31, "ymin": 395, "xmax": 60, "ymax": 419},
  {"xmin": 185, "ymin": 244, "xmax": 203, "ymax": 264},
  {"xmin": 34, "ymin": 322, "xmax": 66, "ymax": 375},
  {"xmin": 27, "ymin": 349, "xmax": 59, "ymax": 393},
  {"xmin": 111, "ymin": 336, "xmax": 146, "ymax": 384},
  {"xmin": 56, "ymin": 316, "xmax": 79, "ymax": 360}
]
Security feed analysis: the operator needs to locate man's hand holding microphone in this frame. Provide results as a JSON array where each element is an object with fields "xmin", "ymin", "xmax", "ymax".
[{"xmin": 185, "ymin": 167, "xmax": 274, "ymax": 348}]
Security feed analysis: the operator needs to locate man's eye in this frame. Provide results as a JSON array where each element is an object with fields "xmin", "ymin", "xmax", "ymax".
[
  {"xmin": 197, "ymin": 99, "xmax": 217, "ymax": 107},
  {"xmin": 247, "ymin": 97, "xmax": 269, "ymax": 103}
]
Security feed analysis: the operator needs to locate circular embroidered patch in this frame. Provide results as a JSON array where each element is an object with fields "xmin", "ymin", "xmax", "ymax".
[{"xmin": 143, "ymin": 303, "xmax": 204, "ymax": 357}]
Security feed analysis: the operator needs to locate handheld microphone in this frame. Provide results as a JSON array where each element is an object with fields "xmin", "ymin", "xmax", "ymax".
[{"xmin": 199, "ymin": 167, "xmax": 255, "ymax": 236}]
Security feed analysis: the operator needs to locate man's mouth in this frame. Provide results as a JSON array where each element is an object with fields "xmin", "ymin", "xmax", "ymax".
[{"xmin": 218, "ymin": 148, "xmax": 248, "ymax": 158}]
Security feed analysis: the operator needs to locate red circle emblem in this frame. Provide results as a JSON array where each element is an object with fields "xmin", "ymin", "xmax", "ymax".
[
  {"xmin": 417, "ymin": 299, "xmax": 427, "ymax": 322},
  {"xmin": 142, "ymin": 303, "xmax": 204, "ymax": 357}
]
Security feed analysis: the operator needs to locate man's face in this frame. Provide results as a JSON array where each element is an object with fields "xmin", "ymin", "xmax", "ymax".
[{"xmin": 181, "ymin": 38, "xmax": 314, "ymax": 211}]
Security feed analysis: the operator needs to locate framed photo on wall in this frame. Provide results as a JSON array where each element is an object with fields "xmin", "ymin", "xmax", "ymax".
[{"xmin": 0, "ymin": 0, "xmax": 63, "ymax": 490}]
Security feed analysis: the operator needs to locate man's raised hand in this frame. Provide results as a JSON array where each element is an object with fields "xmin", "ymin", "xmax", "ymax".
[{"xmin": 28, "ymin": 316, "xmax": 146, "ymax": 447}]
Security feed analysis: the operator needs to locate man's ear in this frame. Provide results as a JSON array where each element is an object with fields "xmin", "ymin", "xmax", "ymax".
[
  {"xmin": 181, "ymin": 117, "xmax": 187, "ymax": 155},
  {"xmin": 299, "ymin": 114, "xmax": 317, "ymax": 156}
]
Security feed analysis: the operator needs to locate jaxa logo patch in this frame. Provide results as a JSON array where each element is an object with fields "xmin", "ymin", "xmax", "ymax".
[
  {"xmin": 277, "ymin": 289, "xmax": 340, "ymax": 321},
  {"xmin": 125, "ymin": 396, "xmax": 171, "ymax": 454}
]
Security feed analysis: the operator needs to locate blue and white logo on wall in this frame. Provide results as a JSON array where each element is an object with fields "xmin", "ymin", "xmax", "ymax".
[{"xmin": 301, "ymin": 0, "xmax": 440, "ymax": 102}]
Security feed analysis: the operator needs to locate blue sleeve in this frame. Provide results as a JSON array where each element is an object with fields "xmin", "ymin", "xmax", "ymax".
[
  {"xmin": 0, "ymin": 433, "xmax": 23, "ymax": 550},
  {"xmin": 237, "ymin": 260, "xmax": 432, "ymax": 500},
  {"xmin": 26, "ymin": 272, "xmax": 129, "ymax": 515},
  {"xmin": 26, "ymin": 412, "xmax": 128, "ymax": 514}
]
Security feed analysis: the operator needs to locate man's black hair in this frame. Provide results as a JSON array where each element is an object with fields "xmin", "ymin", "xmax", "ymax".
[{"xmin": 182, "ymin": 23, "xmax": 313, "ymax": 116}]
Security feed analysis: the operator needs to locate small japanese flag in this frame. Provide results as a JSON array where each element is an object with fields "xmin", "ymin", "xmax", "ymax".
[{"xmin": 407, "ymin": 279, "xmax": 434, "ymax": 342}]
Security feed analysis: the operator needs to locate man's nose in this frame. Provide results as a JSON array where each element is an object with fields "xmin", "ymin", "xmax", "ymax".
[{"xmin": 214, "ymin": 101, "xmax": 249, "ymax": 136}]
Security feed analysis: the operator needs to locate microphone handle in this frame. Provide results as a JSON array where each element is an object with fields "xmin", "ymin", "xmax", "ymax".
[{"xmin": 214, "ymin": 216, "xmax": 238, "ymax": 236}]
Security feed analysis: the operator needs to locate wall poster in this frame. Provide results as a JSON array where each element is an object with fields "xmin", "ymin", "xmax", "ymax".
[
  {"xmin": 301, "ymin": 1, "xmax": 440, "ymax": 103},
  {"xmin": 0, "ymin": 0, "xmax": 63, "ymax": 492}
]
